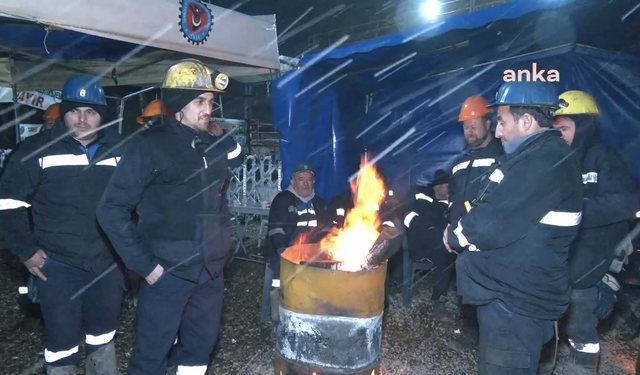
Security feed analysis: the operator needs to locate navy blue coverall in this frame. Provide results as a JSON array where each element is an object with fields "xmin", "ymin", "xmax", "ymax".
[
  {"xmin": 0, "ymin": 120, "xmax": 124, "ymax": 367},
  {"xmin": 447, "ymin": 137, "xmax": 504, "ymax": 345},
  {"xmin": 446, "ymin": 129, "xmax": 583, "ymax": 374},
  {"xmin": 562, "ymin": 118, "xmax": 639, "ymax": 371},
  {"xmin": 97, "ymin": 118, "xmax": 243, "ymax": 375}
]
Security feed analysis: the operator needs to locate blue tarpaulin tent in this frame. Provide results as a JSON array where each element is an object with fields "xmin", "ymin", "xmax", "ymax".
[{"xmin": 271, "ymin": 0, "xmax": 640, "ymax": 202}]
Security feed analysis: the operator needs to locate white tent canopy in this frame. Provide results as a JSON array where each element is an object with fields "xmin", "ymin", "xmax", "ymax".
[
  {"xmin": 0, "ymin": 53, "xmax": 278, "ymax": 90},
  {"xmin": 0, "ymin": 0, "xmax": 280, "ymax": 89}
]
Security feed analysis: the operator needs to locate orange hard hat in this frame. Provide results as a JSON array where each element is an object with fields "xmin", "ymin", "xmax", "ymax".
[
  {"xmin": 458, "ymin": 95, "xmax": 493, "ymax": 122},
  {"xmin": 137, "ymin": 100, "xmax": 171, "ymax": 125},
  {"xmin": 43, "ymin": 103, "xmax": 61, "ymax": 122}
]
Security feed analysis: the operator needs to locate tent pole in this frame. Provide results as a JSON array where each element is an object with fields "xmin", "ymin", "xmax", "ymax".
[
  {"xmin": 117, "ymin": 99, "xmax": 125, "ymax": 134},
  {"xmin": 115, "ymin": 87, "xmax": 157, "ymax": 134},
  {"xmin": 244, "ymin": 84, "xmax": 253, "ymax": 154},
  {"xmin": 12, "ymin": 84, "xmax": 20, "ymax": 144}
]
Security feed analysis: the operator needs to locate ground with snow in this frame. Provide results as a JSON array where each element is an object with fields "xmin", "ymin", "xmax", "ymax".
[{"xmin": 0, "ymin": 223, "xmax": 638, "ymax": 374}]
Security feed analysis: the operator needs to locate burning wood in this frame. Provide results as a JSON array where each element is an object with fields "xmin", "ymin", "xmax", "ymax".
[
  {"xmin": 359, "ymin": 226, "xmax": 405, "ymax": 270},
  {"xmin": 298, "ymin": 227, "xmax": 405, "ymax": 272}
]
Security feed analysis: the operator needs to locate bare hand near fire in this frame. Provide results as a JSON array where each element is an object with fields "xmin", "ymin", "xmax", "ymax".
[{"xmin": 443, "ymin": 225, "xmax": 457, "ymax": 254}]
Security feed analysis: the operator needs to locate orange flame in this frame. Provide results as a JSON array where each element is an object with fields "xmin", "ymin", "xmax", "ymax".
[{"xmin": 320, "ymin": 157, "xmax": 386, "ymax": 271}]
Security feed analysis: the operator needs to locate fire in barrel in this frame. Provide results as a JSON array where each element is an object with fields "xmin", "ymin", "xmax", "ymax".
[{"xmin": 275, "ymin": 159, "xmax": 405, "ymax": 375}]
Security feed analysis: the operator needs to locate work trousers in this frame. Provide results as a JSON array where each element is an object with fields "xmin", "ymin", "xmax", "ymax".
[
  {"xmin": 36, "ymin": 257, "xmax": 124, "ymax": 366},
  {"xmin": 461, "ymin": 303, "xmax": 479, "ymax": 338},
  {"xmin": 128, "ymin": 267, "xmax": 224, "ymax": 375},
  {"xmin": 408, "ymin": 228, "xmax": 456, "ymax": 300},
  {"xmin": 477, "ymin": 300, "xmax": 554, "ymax": 375},
  {"xmin": 566, "ymin": 287, "xmax": 600, "ymax": 356},
  {"xmin": 428, "ymin": 244, "xmax": 456, "ymax": 300}
]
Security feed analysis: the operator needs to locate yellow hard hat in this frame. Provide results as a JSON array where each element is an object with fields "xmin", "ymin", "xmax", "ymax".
[
  {"xmin": 162, "ymin": 59, "xmax": 229, "ymax": 92},
  {"xmin": 555, "ymin": 90, "xmax": 600, "ymax": 116}
]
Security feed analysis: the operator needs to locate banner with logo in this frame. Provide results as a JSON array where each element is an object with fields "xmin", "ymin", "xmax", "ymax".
[
  {"xmin": 16, "ymin": 90, "xmax": 61, "ymax": 110},
  {"xmin": 19, "ymin": 123, "xmax": 43, "ymax": 141},
  {"xmin": 0, "ymin": 88, "xmax": 61, "ymax": 110}
]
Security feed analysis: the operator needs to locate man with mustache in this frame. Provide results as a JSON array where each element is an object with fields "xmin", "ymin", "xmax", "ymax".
[
  {"xmin": 0, "ymin": 75, "xmax": 123, "ymax": 375},
  {"xmin": 447, "ymin": 95, "xmax": 504, "ymax": 352},
  {"xmin": 97, "ymin": 59, "xmax": 243, "ymax": 375}
]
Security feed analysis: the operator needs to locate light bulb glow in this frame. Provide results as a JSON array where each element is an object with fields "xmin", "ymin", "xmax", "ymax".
[{"xmin": 421, "ymin": 0, "xmax": 441, "ymax": 20}]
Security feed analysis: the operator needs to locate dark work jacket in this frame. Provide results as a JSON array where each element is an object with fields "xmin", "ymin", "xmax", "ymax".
[
  {"xmin": 0, "ymin": 120, "xmax": 123, "ymax": 274},
  {"xmin": 568, "ymin": 120, "xmax": 639, "ymax": 288},
  {"xmin": 447, "ymin": 129, "xmax": 583, "ymax": 320},
  {"xmin": 448, "ymin": 138, "xmax": 504, "ymax": 225},
  {"xmin": 265, "ymin": 188, "xmax": 328, "ymax": 268},
  {"xmin": 328, "ymin": 190, "xmax": 353, "ymax": 228},
  {"xmin": 96, "ymin": 118, "xmax": 244, "ymax": 282},
  {"xmin": 403, "ymin": 186, "xmax": 450, "ymax": 261}
]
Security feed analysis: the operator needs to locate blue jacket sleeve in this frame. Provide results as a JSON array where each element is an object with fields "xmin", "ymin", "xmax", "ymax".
[
  {"xmin": 96, "ymin": 135, "xmax": 158, "ymax": 278},
  {"xmin": 0, "ymin": 144, "xmax": 40, "ymax": 262},
  {"xmin": 581, "ymin": 146, "xmax": 639, "ymax": 228},
  {"xmin": 447, "ymin": 151, "xmax": 583, "ymax": 252}
]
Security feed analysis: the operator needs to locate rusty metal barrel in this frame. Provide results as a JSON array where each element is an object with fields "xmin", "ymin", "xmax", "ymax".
[{"xmin": 274, "ymin": 243, "xmax": 386, "ymax": 375}]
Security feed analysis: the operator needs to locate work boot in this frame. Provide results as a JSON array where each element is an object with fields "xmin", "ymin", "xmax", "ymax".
[
  {"xmin": 46, "ymin": 365, "xmax": 76, "ymax": 375},
  {"xmin": 85, "ymin": 341, "xmax": 121, "ymax": 375},
  {"xmin": 446, "ymin": 328, "xmax": 479, "ymax": 353},
  {"xmin": 432, "ymin": 299, "xmax": 452, "ymax": 323},
  {"xmin": 564, "ymin": 346, "xmax": 599, "ymax": 375},
  {"xmin": 537, "ymin": 340, "xmax": 557, "ymax": 375},
  {"xmin": 270, "ymin": 288, "xmax": 280, "ymax": 324}
]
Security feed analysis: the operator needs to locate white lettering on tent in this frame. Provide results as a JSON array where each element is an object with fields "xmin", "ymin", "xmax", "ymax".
[{"xmin": 503, "ymin": 63, "xmax": 560, "ymax": 82}]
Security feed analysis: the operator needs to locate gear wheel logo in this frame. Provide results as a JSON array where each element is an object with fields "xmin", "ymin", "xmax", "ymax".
[{"xmin": 179, "ymin": 0, "xmax": 213, "ymax": 45}]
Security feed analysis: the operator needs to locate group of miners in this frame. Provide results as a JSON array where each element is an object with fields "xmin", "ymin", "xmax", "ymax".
[
  {"xmin": 409, "ymin": 82, "xmax": 638, "ymax": 375},
  {"xmin": 263, "ymin": 81, "xmax": 639, "ymax": 375},
  {"xmin": 441, "ymin": 83, "xmax": 639, "ymax": 375},
  {"xmin": 0, "ymin": 58, "xmax": 243, "ymax": 375},
  {"xmin": 2, "ymin": 64, "xmax": 639, "ymax": 375}
]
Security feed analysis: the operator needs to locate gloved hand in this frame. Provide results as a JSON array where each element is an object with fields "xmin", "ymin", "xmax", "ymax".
[
  {"xmin": 27, "ymin": 274, "xmax": 39, "ymax": 304},
  {"xmin": 594, "ymin": 274, "xmax": 620, "ymax": 319}
]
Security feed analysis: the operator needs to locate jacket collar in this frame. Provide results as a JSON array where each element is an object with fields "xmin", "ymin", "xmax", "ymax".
[
  {"xmin": 504, "ymin": 128, "xmax": 561, "ymax": 157},
  {"xmin": 287, "ymin": 185, "xmax": 315, "ymax": 203}
]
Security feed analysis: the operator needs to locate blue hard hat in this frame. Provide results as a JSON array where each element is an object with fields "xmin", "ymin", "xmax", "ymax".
[
  {"xmin": 61, "ymin": 75, "xmax": 107, "ymax": 106},
  {"xmin": 292, "ymin": 160, "xmax": 314, "ymax": 176},
  {"xmin": 486, "ymin": 82, "xmax": 559, "ymax": 109}
]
